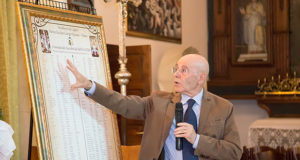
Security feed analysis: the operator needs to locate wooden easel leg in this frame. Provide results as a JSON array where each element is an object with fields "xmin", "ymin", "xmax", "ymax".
[{"xmin": 28, "ymin": 111, "xmax": 33, "ymax": 160}]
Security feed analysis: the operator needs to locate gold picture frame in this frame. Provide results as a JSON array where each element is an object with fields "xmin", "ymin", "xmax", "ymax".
[{"xmin": 16, "ymin": 2, "xmax": 121, "ymax": 159}]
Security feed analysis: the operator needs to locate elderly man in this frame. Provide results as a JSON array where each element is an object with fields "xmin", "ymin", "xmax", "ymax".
[{"xmin": 66, "ymin": 54, "xmax": 242, "ymax": 160}]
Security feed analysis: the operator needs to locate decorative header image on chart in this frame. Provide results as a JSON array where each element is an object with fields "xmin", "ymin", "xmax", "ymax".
[
  {"xmin": 39, "ymin": 29, "xmax": 51, "ymax": 53},
  {"xmin": 89, "ymin": 36, "xmax": 99, "ymax": 57}
]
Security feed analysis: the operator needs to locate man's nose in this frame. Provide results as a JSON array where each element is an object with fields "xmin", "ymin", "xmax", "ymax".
[{"xmin": 173, "ymin": 70, "xmax": 180, "ymax": 78}]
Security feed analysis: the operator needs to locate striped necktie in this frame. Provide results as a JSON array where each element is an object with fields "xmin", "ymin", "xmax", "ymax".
[{"xmin": 182, "ymin": 99, "xmax": 198, "ymax": 160}]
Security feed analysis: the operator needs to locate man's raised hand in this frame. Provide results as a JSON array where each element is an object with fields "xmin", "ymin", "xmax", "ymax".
[{"xmin": 66, "ymin": 59, "xmax": 92, "ymax": 90}]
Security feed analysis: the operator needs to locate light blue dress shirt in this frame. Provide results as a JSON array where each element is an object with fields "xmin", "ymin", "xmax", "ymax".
[
  {"xmin": 85, "ymin": 82, "xmax": 203, "ymax": 160},
  {"xmin": 84, "ymin": 81, "xmax": 96, "ymax": 96},
  {"xmin": 164, "ymin": 90, "xmax": 203, "ymax": 160}
]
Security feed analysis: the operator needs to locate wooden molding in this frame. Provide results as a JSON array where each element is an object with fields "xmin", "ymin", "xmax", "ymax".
[{"xmin": 256, "ymin": 96, "xmax": 300, "ymax": 117}]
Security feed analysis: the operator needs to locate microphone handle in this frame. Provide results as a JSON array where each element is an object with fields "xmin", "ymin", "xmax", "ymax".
[
  {"xmin": 175, "ymin": 102, "xmax": 183, "ymax": 150},
  {"xmin": 176, "ymin": 137, "xmax": 182, "ymax": 150}
]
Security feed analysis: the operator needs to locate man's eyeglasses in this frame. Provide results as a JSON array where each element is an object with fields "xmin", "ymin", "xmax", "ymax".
[{"xmin": 171, "ymin": 65, "xmax": 189, "ymax": 75}]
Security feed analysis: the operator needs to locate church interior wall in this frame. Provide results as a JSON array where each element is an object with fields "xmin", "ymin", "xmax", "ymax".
[{"xmin": 15, "ymin": 0, "xmax": 269, "ymax": 159}]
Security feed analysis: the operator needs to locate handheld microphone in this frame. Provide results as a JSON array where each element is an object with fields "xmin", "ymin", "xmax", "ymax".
[{"xmin": 175, "ymin": 102, "xmax": 183, "ymax": 150}]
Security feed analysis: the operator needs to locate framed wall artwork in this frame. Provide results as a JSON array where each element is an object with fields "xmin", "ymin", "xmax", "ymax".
[
  {"xmin": 126, "ymin": 0, "xmax": 182, "ymax": 43},
  {"xmin": 232, "ymin": 0, "xmax": 271, "ymax": 65},
  {"xmin": 16, "ymin": 2, "xmax": 121, "ymax": 159},
  {"xmin": 67, "ymin": 0, "xmax": 94, "ymax": 8}
]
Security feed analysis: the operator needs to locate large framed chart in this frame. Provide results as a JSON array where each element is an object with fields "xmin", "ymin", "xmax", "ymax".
[{"xmin": 16, "ymin": 2, "xmax": 121, "ymax": 160}]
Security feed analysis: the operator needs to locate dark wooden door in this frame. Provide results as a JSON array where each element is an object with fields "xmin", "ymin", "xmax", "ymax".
[{"xmin": 107, "ymin": 44, "xmax": 151, "ymax": 145}]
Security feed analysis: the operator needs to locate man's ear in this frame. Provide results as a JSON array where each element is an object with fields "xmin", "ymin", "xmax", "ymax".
[
  {"xmin": 200, "ymin": 72, "xmax": 207, "ymax": 81},
  {"xmin": 198, "ymin": 72, "xmax": 206, "ymax": 84}
]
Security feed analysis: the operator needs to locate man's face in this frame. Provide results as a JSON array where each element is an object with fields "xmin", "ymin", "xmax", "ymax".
[{"xmin": 173, "ymin": 63, "xmax": 202, "ymax": 97}]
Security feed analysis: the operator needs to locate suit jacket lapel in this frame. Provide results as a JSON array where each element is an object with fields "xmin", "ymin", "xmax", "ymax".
[{"xmin": 198, "ymin": 90, "xmax": 212, "ymax": 133}]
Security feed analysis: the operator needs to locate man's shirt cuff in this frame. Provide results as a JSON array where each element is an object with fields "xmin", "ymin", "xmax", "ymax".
[
  {"xmin": 193, "ymin": 134, "xmax": 200, "ymax": 149},
  {"xmin": 84, "ymin": 81, "xmax": 96, "ymax": 96}
]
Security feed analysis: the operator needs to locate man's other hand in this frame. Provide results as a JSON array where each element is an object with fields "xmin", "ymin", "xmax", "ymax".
[{"xmin": 174, "ymin": 122, "xmax": 197, "ymax": 145}]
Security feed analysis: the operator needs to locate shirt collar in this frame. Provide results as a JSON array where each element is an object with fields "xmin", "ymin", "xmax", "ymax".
[{"xmin": 181, "ymin": 89, "xmax": 204, "ymax": 105}]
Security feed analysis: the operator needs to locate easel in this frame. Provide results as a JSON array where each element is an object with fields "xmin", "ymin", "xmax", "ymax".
[
  {"xmin": 25, "ymin": 0, "xmax": 96, "ymax": 159},
  {"xmin": 27, "ymin": 112, "xmax": 33, "ymax": 160}
]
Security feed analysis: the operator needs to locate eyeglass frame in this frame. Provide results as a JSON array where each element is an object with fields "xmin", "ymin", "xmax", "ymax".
[{"xmin": 171, "ymin": 65, "xmax": 190, "ymax": 75}]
